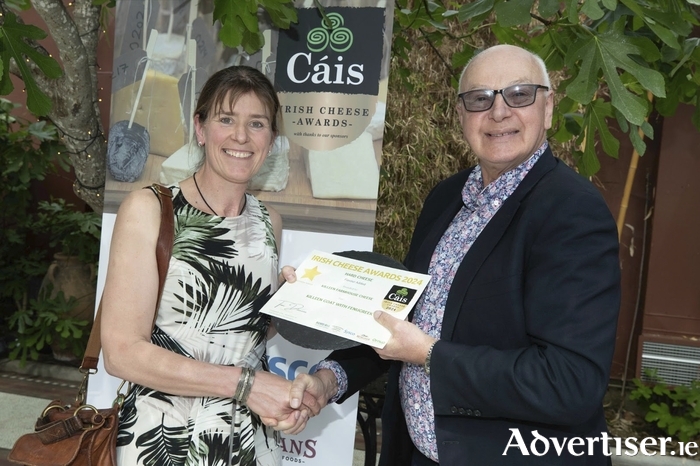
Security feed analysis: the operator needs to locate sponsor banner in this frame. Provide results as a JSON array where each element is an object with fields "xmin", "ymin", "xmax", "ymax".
[
  {"xmin": 102, "ymin": 0, "xmax": 395, "ymax": 242},
  {"xmin": 267, "ymin": 335, "xmax": 359, "ymax": 466}
]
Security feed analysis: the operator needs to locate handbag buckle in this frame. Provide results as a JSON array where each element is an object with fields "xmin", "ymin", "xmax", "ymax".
[
  {"xmin": 41, "ymin": 403, "xmax": 67, "ymax": 418},
  {"xmin": 74, "ymin": 405, "xmax": 103, "ymax": 430}
]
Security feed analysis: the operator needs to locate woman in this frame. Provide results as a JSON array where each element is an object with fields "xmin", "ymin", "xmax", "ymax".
[{"xmin": 101, "ymin": 66, "xmax": 312, "ymax": 466}]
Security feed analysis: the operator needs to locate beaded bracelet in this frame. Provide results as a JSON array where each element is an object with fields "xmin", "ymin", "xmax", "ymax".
[{"xmin": 424, "ymin": 341, "xmax": 437, "ymax": 376}]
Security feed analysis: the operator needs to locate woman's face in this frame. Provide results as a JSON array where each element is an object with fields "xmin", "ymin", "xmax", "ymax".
[{"xmin": 195, "ymin": 91, "xmax": 275, "ymax": 185}]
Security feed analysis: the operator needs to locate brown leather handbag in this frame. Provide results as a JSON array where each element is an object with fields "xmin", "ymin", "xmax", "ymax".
[{"xmin": 8, "ymin": 184, "xmax": 174, "ymax": 466}]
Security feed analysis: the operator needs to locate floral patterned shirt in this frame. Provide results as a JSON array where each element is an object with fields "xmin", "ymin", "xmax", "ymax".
[{"xmin": 317, "ymin": 142, "xmax": 547, "ymax": 461}]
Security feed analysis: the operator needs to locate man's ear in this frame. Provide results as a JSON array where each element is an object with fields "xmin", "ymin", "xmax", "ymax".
[{"xmin": 544, "ymin": 91, "xmax": 554, "ymax": 130}]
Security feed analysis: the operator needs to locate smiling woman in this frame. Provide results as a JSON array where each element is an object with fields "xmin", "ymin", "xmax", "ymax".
[{"xmin": 100, "ymin": 66, "xmax": 320, "ymax": 466}]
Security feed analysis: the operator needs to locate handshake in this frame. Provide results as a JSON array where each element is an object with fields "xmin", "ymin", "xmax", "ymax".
[{"xmin": 252, "ymin": 368, "xmax": 339, "ymax": 435}]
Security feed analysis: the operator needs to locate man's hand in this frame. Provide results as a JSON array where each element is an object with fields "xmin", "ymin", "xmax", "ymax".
[
  {"xmin": 248, "ymin": 371, "xmax": 319, "ymax": 435},
  {"xmin": 289, "ymin": 370, "xmax": 337, "ymax": 415},
  {"xmin": 373, "ymin": 310, "xmax": 437, "ymax": 365}
]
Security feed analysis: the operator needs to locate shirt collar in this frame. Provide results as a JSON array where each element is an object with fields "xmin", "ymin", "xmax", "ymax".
[{"xmin": 463, "ymin": 141, "xmax": 548, "ymax": 210}]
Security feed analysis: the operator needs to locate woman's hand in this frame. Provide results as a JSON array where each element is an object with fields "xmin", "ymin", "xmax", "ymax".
[{"xmin": 278, "ymin": 265, "xmax": 297, "ymax": 285}]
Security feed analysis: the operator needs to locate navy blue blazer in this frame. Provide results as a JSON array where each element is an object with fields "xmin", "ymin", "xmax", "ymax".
[{"xmin": 330, "ymin": 148, "xmax": 620, "ymax": 465}]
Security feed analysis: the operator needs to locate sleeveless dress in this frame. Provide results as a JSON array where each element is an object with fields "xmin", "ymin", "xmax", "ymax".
[{"xmin": 116, "ymin": 187, "xmax": 282, "ymax": 466}]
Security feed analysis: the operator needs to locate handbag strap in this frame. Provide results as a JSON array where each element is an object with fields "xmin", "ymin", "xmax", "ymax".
[{"xmin": 80, "ymin": 184, "xmax": 174, "ymax": 372}]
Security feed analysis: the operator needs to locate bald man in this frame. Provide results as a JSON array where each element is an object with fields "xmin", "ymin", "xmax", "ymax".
[{"xmin": 290, "ymin": 44, "xmax": 620, "ymax": 466}]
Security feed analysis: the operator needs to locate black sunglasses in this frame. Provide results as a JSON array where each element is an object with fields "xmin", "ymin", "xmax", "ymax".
[{"xmin": 458, "ymin": 84, "xmax": 549, "ymax": 112}]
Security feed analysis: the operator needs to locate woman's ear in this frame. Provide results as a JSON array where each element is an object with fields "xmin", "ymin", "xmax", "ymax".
[{"xmin": 194, "ymin": 114, "xmax": 204, "ymax": 144}]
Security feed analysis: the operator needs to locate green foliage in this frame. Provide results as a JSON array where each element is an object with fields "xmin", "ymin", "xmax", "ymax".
[
  {"xmin": 391, "ymin": 0, "xmax": 700, "ymax": 176},
  {"xmin": 0, "ymin": 97, "xmax": 68, "ymax": 316},
  {"xmin": 214, "ymin": 0, "xmax": 297, "ymax": 55},
  {"xmin": 0, "ymin": 97, "xmax": 95, "ymax": 365},
  {"xmin": 7, "ymin": 284, "xmax": 89, "ymax": 365},
  {"xmin": 34, "ymin": 199, "xmax": 102, "ymax": 265},
  {"xmin": 629, "ymin": 374, "xmax": 700, "ymax": 442},
  {"xmin": 0, "ymin": 9, "xmax": 63, "ymax": 116}
]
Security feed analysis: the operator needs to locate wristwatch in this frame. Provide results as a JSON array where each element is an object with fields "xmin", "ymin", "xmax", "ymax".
[{"xmin": 424, "ymin": 341, "xmax": 437, "ymax": 375}]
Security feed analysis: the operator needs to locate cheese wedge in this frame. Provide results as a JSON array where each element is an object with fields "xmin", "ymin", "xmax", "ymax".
[
  {"xmin": 250, "ymin": 136, "xmax": 290, "ymax": 191},
  {"xmin": 159, "ymin": 139, "xmax": 200, "ymax": 184},
  {"xmin": 305, "ymin": 132, "xmax": 379, "ymax": 199},
  {"xmin": 111, "ymin": 69, "xmax": 186, "ymax": 157}
]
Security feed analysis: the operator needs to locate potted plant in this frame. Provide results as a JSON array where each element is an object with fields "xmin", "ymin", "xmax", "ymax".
[
  {"xmin": 7, "ymin": 199, "xmax": 101, "ymax": 364},
  {"xmin": 1, "ymin": 98, "xmax": 101, "ymax": 365},
  {"xmin": 0, "ymin": 97, "xmax": 73, "ymax": 363},
  {"xmin": 7, "ymin": 200, "xmax": 101, "ymax": 364}
]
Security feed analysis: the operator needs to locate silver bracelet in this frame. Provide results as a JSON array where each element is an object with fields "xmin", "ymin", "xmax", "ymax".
[
  {"xmin": 240, "ymin": 369, "xmax": 255, "ymax": 404},
  {"xmin": 234, "ymin": 367, "xmax": 256, "ymax": 405},
  {"xmin": 235, "ymin": 367, "xmax": 251, "ymax": 401},
  {"xmin": 424, "ymin": 341, "xmax": 437, "ymax": 375}
]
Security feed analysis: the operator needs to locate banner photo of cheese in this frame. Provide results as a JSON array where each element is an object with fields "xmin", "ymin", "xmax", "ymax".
[
  {"xmin": 110, "ymin": 68, "xmax": 186, "ymax": 159},
  {"xmin": 305, "ymin": 131, "xmax": 379, "ymax": 199}
]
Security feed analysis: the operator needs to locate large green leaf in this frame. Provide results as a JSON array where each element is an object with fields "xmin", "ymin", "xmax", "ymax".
[
  {"xmin": 0, "ymin": 10, "xmax": 62, "ymax": 116},
  {"xmin": 566, "ymin": 0, "xmax": 579, "ymax": 24},
  {"xmin": 241, "ymin": 29, "xmax": 264, "ymax": 55},
  {"xmin": 495, "ymin": 0, "xmax": 535, "ymax": 27},
  {"xmin": 262, "ymin": 0, "xmax": 298, "ymax": 29},
  {"xmin": 566, "ymin": 28, "xmax": 665, "ymax": 126},
  {"xmin": 217, "ymin": 14, "xmax": 245, "ymax": 49},
  {"xmin": 581, "ymin": 0, "xmax": 605, "ymax": 21},
  {"xmin": 642, "ymin": 5, "xmax": 693, "ymax": 37},
  {"xmin": 538, "ymin": 0, "xmax": 560, "ymax": 19},
  {"xmin": 458, "ymin": 0, "xmax": 495, "ymax": 23},
  {"xmin": 213, "ymin": 0, "xmax": 262, "ymax": 50},
  {"xmin": 577, "ymin": 99, "xmax": 618, "ymax": 176},
  {"xmin": 645, "ymin": 22, "xmax": 680, "ymax": 50},
  {"xmin": 564, "ymin": 36, "xmax": 600, "ymax": 104},
  {"xmin": 629, "ymin": 124, "xmax": 646, "ymax": 156},
  {"xmin": 490, "ymin": 23, "xmax": 529, "ymax": 47}
]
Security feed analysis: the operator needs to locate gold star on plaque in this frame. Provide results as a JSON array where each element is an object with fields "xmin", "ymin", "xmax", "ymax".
[{"xmin": 301, "ymin": 266, "xmax": 321, "ymax": 281}]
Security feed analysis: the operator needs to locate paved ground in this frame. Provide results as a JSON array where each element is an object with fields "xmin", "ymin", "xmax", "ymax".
[{"xmin": 0, "ymin": 358, "xmax": 378, "ymax": 466}]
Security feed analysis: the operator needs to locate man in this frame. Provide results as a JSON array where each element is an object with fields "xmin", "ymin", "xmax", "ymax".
[{"xmin": 289, "ymin": 44, "xmax": 621, "ymax": 465}]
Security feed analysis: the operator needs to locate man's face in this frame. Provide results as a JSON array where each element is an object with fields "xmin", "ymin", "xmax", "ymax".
[{"xmin": 458, "ymin": 46, "xmax": 553, "ymax": 184}]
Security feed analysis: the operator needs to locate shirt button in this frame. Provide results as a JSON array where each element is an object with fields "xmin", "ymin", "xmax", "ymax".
[
  {"xmin": 492, "ymin": 199, "xmax": 501, "ymax": 207},
  {"xmin": 414, "ymin": 403, "xmax": 420, "ymax": 410}
]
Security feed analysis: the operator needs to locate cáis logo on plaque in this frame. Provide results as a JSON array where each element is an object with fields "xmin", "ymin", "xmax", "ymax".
[{"xmin": 382, "ymin": 285, "xmax": 418, "ymax": 313}]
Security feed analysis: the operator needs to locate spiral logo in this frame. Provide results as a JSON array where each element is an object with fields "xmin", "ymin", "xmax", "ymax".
[{"xmin": 306, "ymin": 12, "xmax": 353, "ymax": 53}]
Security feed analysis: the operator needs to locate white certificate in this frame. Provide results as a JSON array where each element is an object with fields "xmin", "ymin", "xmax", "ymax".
[{"xmin": 261, "ymin": 250, "xmax": 431, "ymax": 348}]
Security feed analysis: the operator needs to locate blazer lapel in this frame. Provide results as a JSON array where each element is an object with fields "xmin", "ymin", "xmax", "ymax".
[
  {"xmin": 440, "ymin": 149, "xmax": 558, "ymax": 340},
  {"xmin": 413, "ymin": 196, "xmax": 463, "ymax": 273}
]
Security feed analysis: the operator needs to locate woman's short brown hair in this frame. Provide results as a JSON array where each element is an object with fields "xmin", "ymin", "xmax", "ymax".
[{"xmin": 194, "ymin": 65, "xmax": 280, "ymax": 134}]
